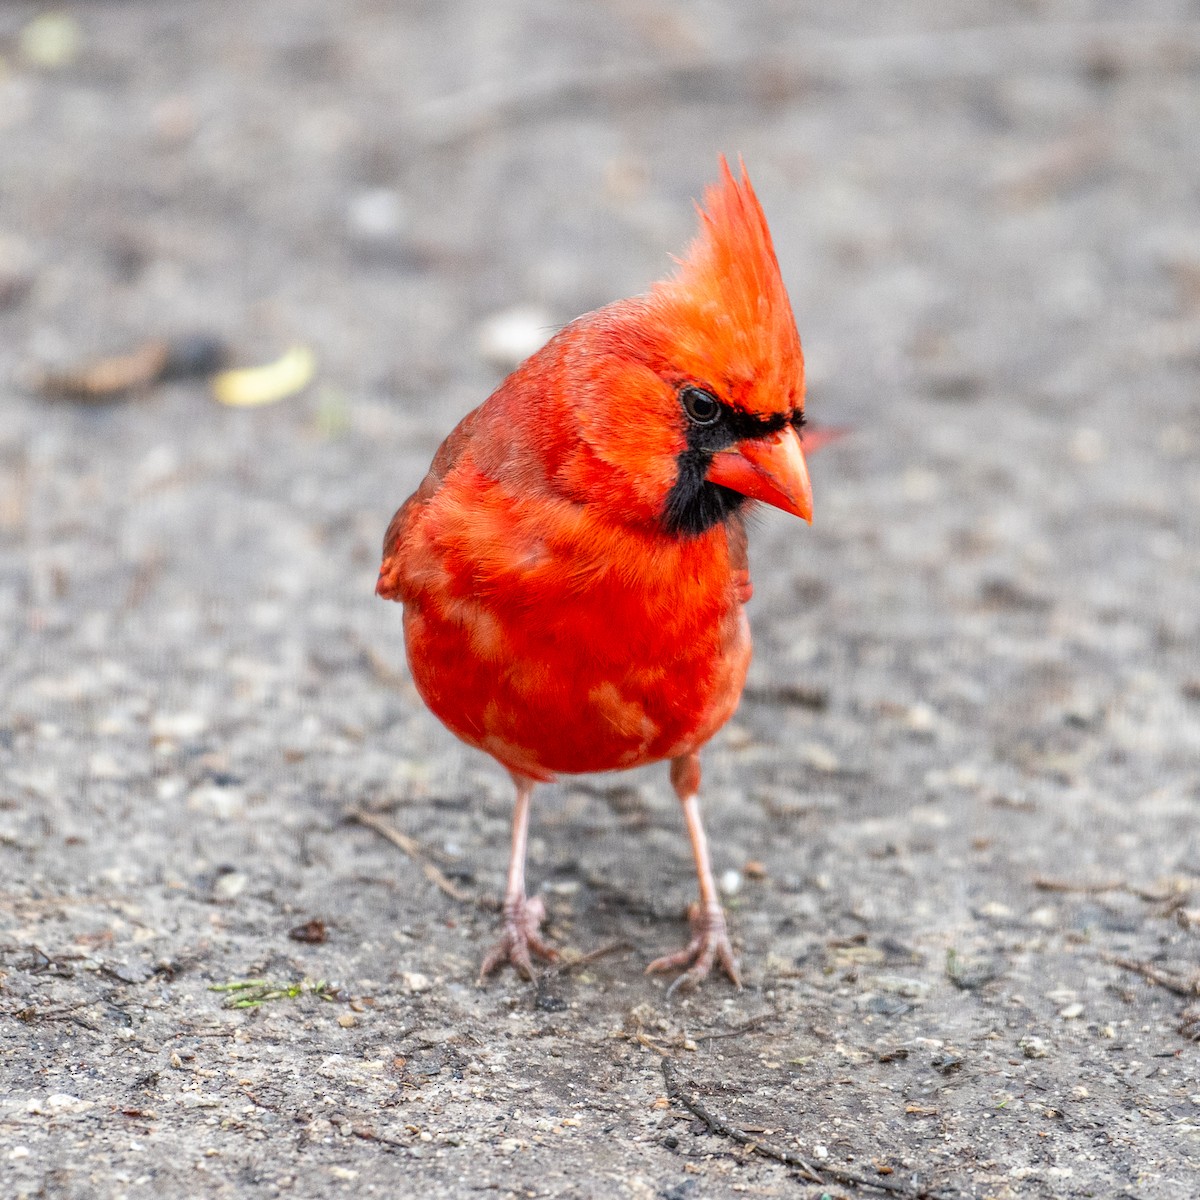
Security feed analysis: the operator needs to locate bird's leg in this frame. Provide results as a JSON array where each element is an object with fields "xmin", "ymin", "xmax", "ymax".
[
  {"xmin": 478, "ymin": 772, "xmax": 558, "ymax": 982},
  {"xmin": 646, "ymin": 753, "xmax": 742, "ymax": 993}
]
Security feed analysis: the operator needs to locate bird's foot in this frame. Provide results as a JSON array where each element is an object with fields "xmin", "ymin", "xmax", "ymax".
[
  {"xmin": 646, "ymin": 901, "xmax": 742, "ymax": 995},
  {"xmin": 478, "ymin": 893, "xmax": 558, "ymax": 983}
]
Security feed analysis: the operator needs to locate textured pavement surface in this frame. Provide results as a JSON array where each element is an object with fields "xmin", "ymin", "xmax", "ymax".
[{"xmin": 2, "ymin": 3, "xmax": 1199, "ymax": 1198}]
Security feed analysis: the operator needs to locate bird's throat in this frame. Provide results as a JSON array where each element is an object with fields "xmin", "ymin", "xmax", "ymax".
[{"xmin": 662, "ymin": 454, "xmax": 748, "ymax": 536}]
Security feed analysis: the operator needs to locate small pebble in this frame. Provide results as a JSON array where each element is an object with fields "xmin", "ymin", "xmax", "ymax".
[
  {"xmin": 724, "ymin": 723, "xmax": 753, "ymax": 750},
  {"xmin": 187, "ymin": 783, "xmax": 245, "ymax": 820},
  {"xmin": 27, "ymin": 1094, "xmax": 93, "ymax": 1115},
  {"xmin": 1069, "ymin": 426, "xmax": 1106, "ymax": 464},
  {"xmin": 905, "ymin": 703, "xmax": 937, "ymax": 732},
  {"xmin": 478, "ymin": 305, "xmax": 555, "ymax": 370},
  {"xmin": 800, "ymin": 742, "xmax": 839, "ymax": 772},
  {"xmin": 1019, "ymin": 1036, "xmax": 1049, "ymax": 1058},
  {"xmin": 876, "ymin": 975, "xmax": 931, "ymax": 999},
  {"xmin": 148, "ymin": 710, "xmax": 203, "ymax": 742},
  {"xmin": 212, "ymin": 871, "xmax": 248, "ymax": 900},
  {"xmin": 88, "ymin": 752, "xmax": 125, "ymax": 780},
  {"xmin": 151, "ymin": 95, "xmax": 199, "ymax": 147},
  {"xmin": 346, "ymin": 188, "xmax": 408, "ymax": 241},
  {"xmin": 718, "ymin": 868, "xmax": 742, "ymax": 896},
  {"xmin": 901, "ymin": 466, "xmax": 939, "ymax": 502},
  {"xmin": 288, "ymin": 919, "xmax": 328, "ymax": 945}
]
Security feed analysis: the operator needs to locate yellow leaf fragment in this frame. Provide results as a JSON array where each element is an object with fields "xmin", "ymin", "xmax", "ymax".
[{"xmin": 212, "ymin": 345, "xmax": 316, "ymax": 407}]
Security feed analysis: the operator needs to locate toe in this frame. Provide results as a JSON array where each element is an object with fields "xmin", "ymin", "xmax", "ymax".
[
  {"xmin": 645, "ymin": 937, "xmax": 702, "ymax": 976},
  {"xmin": 716, "ymin": 941, "xmax": 742, "ymax": 988},
  {"xmin": 647, "ymin": 904, "xmax": 740, "ymax": 991},
  {"xmin": 510, "ymin": 942, "xmax": 536, "ymax": 981},
  {"xmin": 478, "ymin": 939, "xmax": 511, "ymax": 982},
  {"xmin": 477, "ymin": 893, "xmax": 558, "ymax": 983},
  {"xmin": 525, "ymin": 930, "xmax": 559, "ymax": 962}
]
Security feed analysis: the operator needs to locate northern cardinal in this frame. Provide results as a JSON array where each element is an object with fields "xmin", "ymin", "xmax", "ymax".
[{"xmin": 378, "ymin": 158, "xmax": 813, "ymax": 991}]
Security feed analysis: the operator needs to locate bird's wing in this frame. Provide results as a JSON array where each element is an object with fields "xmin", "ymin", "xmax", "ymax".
[{"xmin": 377, "ymin": 406, "xmax": 482, "ymax": 600}]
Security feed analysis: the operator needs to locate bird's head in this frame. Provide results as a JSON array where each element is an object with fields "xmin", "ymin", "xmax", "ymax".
[{"xmin": 557, "ymin": 156, "xmax": 810, "ymax": 536}]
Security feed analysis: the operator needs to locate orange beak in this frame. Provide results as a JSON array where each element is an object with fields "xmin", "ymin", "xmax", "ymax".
[{"xmin": 707, "ymin": 425, "xmax": 813, "ymax": 523}]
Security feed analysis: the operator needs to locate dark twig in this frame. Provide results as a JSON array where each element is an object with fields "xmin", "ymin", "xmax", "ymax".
[
  {"xmin": 352, "ymin": 1126, "xmax": 410, "ymax": 1151},
  {"xmin": 693, "ymin": 1012, "xmax": 783, "ymax": 1041},
  {"xmin": 347, "ymin": 808, "xmax": 472, "ymax": 903},
  {"xmin": 557, "ymin": 940, "xmax": 634, "ymax": 975},
  {"xmin": 742, "ymin": 683, "xmax": 829, "ymax": 711},
  {"xmin": 3, "ymin": 1000, "xmax": 101, "ymax": 1031},
  {"xmin": 160, "ymin": 1024, "xmax": 242, "ymax": 1040},
  {"xmin": 661, "ymin": 1057, "xmax": 823, "ymax": 1184},
  {"xmin": 661, "ymin": 1059, "xmax": 958, "ymax": 1199},
  {"xmin": 1102, "ymin": 953, "xmax": 1200, "ymax": 998},
  {"xmin": 1032, "ymin": 875, "xmax": 1125, "ymax": 895},
  {"xmin": 1032, "ymin": 875, "xmax": 1190, "ymax": 906}
]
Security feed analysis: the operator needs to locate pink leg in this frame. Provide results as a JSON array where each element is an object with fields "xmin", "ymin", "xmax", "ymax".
[
  {"xmin": 478, "ymin": 773, "xmax": 558, "ymax": 982},
  {"xmin": 646, "ymin": 754, "xmax": 742, "ymax": 993}
]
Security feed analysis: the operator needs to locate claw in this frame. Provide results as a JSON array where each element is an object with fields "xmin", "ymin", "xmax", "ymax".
[
  {"xmin": 646, "ymin": 901, "xmax": 741, "ymax": 994},
  {"xmin": 478, "ymin": 893, "xmax": 558, "ymax": 983}
]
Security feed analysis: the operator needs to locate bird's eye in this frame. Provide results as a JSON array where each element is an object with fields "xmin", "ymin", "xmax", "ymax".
[{"xmin": 680, "ymin": 386, "xmax": 721, "ymax": 426}]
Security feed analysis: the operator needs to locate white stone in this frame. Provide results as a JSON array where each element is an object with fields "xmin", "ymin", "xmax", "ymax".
[{"xmin": 478, "ymin": 305, "xmax": 555, "ymax": 370}]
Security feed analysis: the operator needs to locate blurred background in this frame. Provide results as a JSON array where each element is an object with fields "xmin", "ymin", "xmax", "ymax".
[
  {"xmin": 2, "ymin": 0, "xmax": 1196, "ymax": 845},
  {"xmin": 1, "ymin": 3, "xmax": 1199, "ymax": 1196}
]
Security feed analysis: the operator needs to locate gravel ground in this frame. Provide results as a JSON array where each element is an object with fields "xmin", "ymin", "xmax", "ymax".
[{"xmin": 2, "ymin": 3, "xmax": 1200, "ymax": 1198}]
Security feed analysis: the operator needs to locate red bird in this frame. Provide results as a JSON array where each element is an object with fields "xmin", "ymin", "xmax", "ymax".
[{"xmin": 377, "ymin": 158, "xmax": 813, "ymax": 990}]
